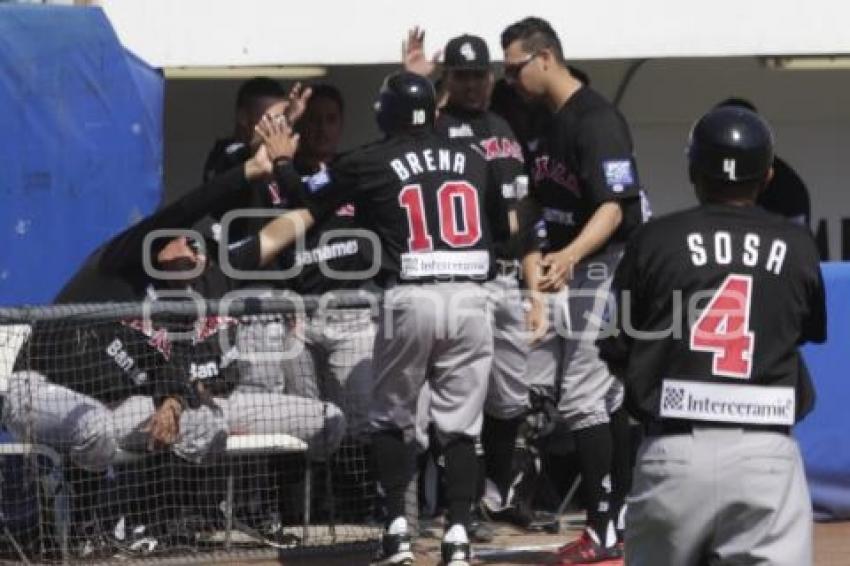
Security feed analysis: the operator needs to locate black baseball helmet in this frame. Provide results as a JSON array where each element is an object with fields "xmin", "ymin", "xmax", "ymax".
[
  {"xmin": 374, "ymin": 71, "xmax": 436, "ymax": 134},
  {"xmin": 687, "ymin": 106, "xmax": 774, "ymax": 184}
]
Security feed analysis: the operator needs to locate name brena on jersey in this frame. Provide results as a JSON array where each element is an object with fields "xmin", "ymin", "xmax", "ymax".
[
  {"xmin": 687, "ymin": 231, "xmax": 787, "ymax": 274},
  {"xmin": 390, "ymin": 147, "xmax": 468, "ymax": 182}
]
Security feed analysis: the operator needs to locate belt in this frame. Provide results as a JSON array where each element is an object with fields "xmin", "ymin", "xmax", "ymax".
[
  {"xmin": 380, "ymin": 273, "xmax": 493, "ymax": 288},
  {"xmin": 644, "ymin": 419, "xmax": 791, "ymax": 437}
]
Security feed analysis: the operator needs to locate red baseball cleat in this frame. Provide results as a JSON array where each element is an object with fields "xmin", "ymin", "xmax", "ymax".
[{"xmin": 555, "ymin": 529, "xmax": 624, "ymax": 565}]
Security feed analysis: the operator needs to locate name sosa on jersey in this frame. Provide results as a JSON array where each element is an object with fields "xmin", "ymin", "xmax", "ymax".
[{"xmin": 686, "ymin": 230, "xmax": 787, "ymax": 275}]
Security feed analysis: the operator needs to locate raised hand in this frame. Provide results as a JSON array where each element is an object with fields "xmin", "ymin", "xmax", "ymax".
[
  {"xmin": 256, "ymin": 114, "xmax": 300, "ymax": 163},
  {"xmin": 283, "ymin": 82, "xmax": 313, "ymax": 125},
  {"xmin": 403, "ymin": 26, "xmax": 442, "ymax": 77}
]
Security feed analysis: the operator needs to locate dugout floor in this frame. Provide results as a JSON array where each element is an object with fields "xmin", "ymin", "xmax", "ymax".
[{"xmin": 218, "ymin": 516, "xmax": 850, "ymax": 565}]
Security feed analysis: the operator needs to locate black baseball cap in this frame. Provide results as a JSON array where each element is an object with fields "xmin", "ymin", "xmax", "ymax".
[{"xmin": 444, "ymin": 34, "xmax": 490, "ymax": 70}]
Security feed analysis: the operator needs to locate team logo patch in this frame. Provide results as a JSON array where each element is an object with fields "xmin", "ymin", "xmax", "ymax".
[
  {"xmin": 448, "ymin": 124, "xmax": 474, "ymax": 138},
  {"xmin": 603, "ymin": 159, "xmax": 634, "ymax": 192},
  {"xmin": 662, "ymin": 386, "xmax": 686, "ymax": 412},
  {"xmin": 307, "ymin": 168, "xmax": 331, "ymax": 193},
  {"xmin": 460, "ymin": 42, "xmax": 476, "ymax": 61}
]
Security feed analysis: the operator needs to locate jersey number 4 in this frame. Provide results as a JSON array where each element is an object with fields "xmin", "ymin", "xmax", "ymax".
[
  {"xmin": 399, "ymin": 182, "xmax": 482, "ymax": 250},
  {"xmin": 689, "ymin": 274, "xmax": 755, "ymax": 379}
]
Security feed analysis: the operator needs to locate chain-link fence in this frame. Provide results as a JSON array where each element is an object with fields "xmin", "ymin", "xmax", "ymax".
[{"xmin": 0, "ymin": 296, "xmax": 382, "ymax": 563}]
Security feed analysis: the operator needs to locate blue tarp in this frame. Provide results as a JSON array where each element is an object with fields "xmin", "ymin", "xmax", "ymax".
[
  {"xmin": 799, "ymin": 262, "xmax": 850, "ymax": 520},
  {"xmin": 0, "ymin": 5, "xmax": 162, "ymax": 305}
]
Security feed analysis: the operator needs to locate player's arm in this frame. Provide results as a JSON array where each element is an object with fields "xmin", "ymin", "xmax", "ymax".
[
  {"xmin": 99, "ymin": 146, "xmax": 276, "ymax": 276},
  {"xmin": 511, "ymin": 188, "xmax": 549, "ymax": 343},
  {"xmin": 402, "ymin": 26, "xmax": 442, "ymax": 77},
  {"xmin": 539, "ymin": 110, "xmax": 641, "ymax": 292},
  {"xmin": 249, "ymin": 116, "xmax": 365, "ymax": 268},
  {"xmin": 539, "ymin": 202, "xmax": 623, "ymax": 291},
  {"xmin": 482, "ymin": 150, "xmax": 548, "ymax": 342}
]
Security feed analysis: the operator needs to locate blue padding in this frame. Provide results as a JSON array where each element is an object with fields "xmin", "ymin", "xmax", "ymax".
[
  {"xmin": 798, "ymin": 262, "xmax": 850, "ymax": 520},
  {"xmin": 0, "ymin": 6, "xmax": 162, "ymax": 305}
]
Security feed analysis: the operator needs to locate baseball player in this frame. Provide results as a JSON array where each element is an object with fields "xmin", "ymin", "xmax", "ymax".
[
  {"xmin": 501, "ymin": 17, "xmax": 648, "ymax": 563},
  {"xmin": 253, "ymin": 71, "xmax": 534, "ymax": 566},
  {"xmin": 403, "ymin": 28, "xmax": 544, "ymax": 527},
  {"xmin": 599, "ymin": 106, "xmax": 826, "ymax": 565},
  {"xmin": 202, "ymin": 79, "xmax": 310, "ymax": 246},
  {"xmin": 281, "ymin": 84, "xmax": 378, "ymax": 443},
  {"xmin": 14, "ymin": 123, "xmax": 347, "ymax": 469}
]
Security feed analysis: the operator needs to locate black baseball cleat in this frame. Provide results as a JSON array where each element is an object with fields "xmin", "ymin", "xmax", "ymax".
[
  {"xmin": 440, "ymin": 540, "xmax": 472, "ymax": 566},
  {"xmin": 468, "ymin": 507, "xmax": 494, "ymax": 543},
  {"xmin": 371, "ymin": 521, "xmax": 414, "ymax": 566}
]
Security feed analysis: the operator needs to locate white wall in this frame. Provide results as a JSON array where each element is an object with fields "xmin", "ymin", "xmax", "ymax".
[
  {"xmin": 99, "ymin": 0, "xmax": 850, "ymax": 66},
  {"xmin": 164, "ymin": 58, "xmax": 850, "ymax": 259}
]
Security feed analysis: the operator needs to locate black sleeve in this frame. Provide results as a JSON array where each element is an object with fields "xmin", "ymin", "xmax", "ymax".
[
  {"xmin": 300, "ymin": 150, "xmax": 380, "ymax": 222},
  {"xmin": 116, "ymin": 322, "xmax": 198, "ymax": 408},
  {"xmin": 576, "ymin": 108, "xmax": 641, "ymax": 207},
  {"xmin": 99, "ymin": 167, "xmax": 248, "ymax": 276},
  {"xmin": 802, "ymin": 253, "xmax": 827, "ymax": 344},
  {"xmin": 203, "ymin": 140, "xmax": 249, "ymax": 183},
  {"xmin": 482, "ymin": 119, "xmax": 527, "ymax": 201},
  {"xmin": 482, "ymin": 154, "xmax": 512, "ymax": 253},
  {"xmin": 223, "ymin": 234, "xmax": 262, "ymax": 271}
]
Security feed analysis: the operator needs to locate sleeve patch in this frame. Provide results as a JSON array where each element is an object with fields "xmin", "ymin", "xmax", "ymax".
[
  {"xmin": 603, "ymin": 159, "xmax": 635, "ymax": 193},
  {"xmin": 307, "ymin": 168, "xmax": 331, "ymax": 193}
]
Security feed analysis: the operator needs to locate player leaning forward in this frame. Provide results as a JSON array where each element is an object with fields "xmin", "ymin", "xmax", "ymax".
[
  {"xmin": 254, "ymin": 71, "xmax": 539, "ymax": 566},
  {"xmin": 600, "ymin": 107, "xmax": 826, "ymax": 565}
]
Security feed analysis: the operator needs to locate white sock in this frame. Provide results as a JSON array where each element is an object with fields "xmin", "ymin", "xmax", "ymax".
[
  {"xmin": 388, "ymin": 516, "xmax": 407, "ymax": 535},
  {"xmin": 617, "ymin": 504, "xmax": 628, "ymax": 531},
  {"xmin": 605, "ymin": 520, "xmax": 617, "ymax": 547},
  {"xmin": 444, "ymin": 523, "xmax": 469, "ymax": 544}
]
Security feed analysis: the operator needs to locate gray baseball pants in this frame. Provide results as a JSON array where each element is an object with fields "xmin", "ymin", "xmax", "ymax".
[
  {"xmin": 370, "ymin": 282, "xmax": 493, "ymax": 441},
  {"xmin": 626, "ymin": 427, "xmax": 812, "ymax": 566},
  {"xmin": 524, "ymin": 247, "xmax": 624, "ymax": 430},
  {"xmin": 4, "ymin": 371, "xmax": 345, "ymax": 469},
  {"xmin": 484, "ymin": 274, "xmax": 531, "ymax": 420},
  {"xmin": 4, "ymin": 371, "xmax": 227, "ymax": 471}
]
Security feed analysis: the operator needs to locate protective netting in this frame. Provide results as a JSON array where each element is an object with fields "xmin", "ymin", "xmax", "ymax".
[{"xmin": 0, "ymin": 298, "xmax": 382, "ymax": 563}]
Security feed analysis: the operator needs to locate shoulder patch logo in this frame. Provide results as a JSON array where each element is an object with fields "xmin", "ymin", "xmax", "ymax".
[
  {"xmin": 603, "ymin": 159, "xmax": 635, "ymax": 193},
  {"xmin": 307, "ymin": 168, "xmax": 331, "ymax": 193}
]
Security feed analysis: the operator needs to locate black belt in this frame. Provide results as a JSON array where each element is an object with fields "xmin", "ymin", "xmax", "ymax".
[
  {"xmin": 380, "ymin": 273, "xmax": 493, "ymax": 288},
  {"xmin": 644, "ymin": 419, "xmax": 791, "ymax": 437}
]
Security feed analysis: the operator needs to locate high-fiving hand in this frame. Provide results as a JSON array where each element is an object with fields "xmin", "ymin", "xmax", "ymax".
[{"xmin": 403, "ymin": 26, "xmax": 442, "ymax": 77}]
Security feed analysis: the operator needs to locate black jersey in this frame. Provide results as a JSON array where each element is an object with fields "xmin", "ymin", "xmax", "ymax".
[
  {"xmin": 14, "ymin": 318, "xmax": 195, "ymax": 406},
  {"xmin": 435, "ymin": 106, "xmax": 527, "ymax": 260},
  {"xmin": 273, "ymin": 203, "xmax": 377, "ymax": 295},
  {"xmin": 529, "ymin": 87, "xmax": 644, "ymax": 253},
  {"xmin": 600, "ymin": 204, "xmax": 826, "ymax": 427},
  {"xmin": 55, "ymin": 166, "xmax": 262, "ymax": 304},
  {"xmin": 269, "ymin": 162, "xmax": 377, "ymax": 296},
  {"xmin": 296, "ymin": 130, "xmax": 510, "ymax": 285},
  {"xmin": 164, "ymin": 315, "xmax": 241, "ymax": 398}
]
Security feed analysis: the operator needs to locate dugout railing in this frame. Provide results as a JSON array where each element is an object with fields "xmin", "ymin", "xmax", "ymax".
[{"xmin": 0, "ymin": 294, "xmax": 383, "ymax": 564}]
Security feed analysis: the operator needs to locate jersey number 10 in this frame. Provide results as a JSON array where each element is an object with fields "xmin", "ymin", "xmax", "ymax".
[
  {"xmin": 689, "ymin": 274, "xmax": 755, "ymax": 379},
  {"xmin": 399, "ymin": 182, "xmax": 482, "ymax": 251}
]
